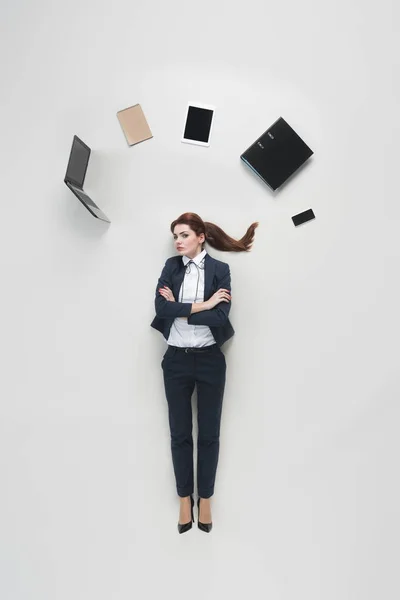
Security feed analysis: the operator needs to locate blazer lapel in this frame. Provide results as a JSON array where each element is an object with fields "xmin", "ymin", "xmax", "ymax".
[
  {"xmin": 203, "ymin": 253, "xmax": 216, "ymax": 301},
  {"xmin": 172, "ymin": 261, "xmax": 186, "ymax": 302}
]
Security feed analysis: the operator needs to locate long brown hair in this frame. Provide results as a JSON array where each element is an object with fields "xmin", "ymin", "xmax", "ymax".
[{"xmin": 170, "ymin": 212, "xmax": 259, "ymax": 252}]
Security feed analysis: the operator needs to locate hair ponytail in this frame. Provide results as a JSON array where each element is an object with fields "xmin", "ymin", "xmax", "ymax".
[{"xmin": 170, "ymin": 212, "xmax": 258, "ymax": 252}]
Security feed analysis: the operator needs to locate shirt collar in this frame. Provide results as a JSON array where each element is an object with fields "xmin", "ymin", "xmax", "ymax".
[{"xmin": 182, "ymin": 248, "xmax": 207, "ymax": 267}]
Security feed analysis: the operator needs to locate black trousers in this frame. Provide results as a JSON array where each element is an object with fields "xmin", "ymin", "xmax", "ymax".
[{"xmin": 161, "ymin": 343, "xmax": 226, "ymax": 499}]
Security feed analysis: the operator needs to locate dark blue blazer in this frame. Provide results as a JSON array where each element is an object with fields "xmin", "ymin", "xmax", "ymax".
[{"xmin": 151, "ymin": 253, "xmax": 235, "ymax": 347}]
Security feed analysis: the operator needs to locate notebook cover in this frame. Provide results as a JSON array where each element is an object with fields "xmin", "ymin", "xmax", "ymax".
[
  {"xmin": 117, "ymin": 104, "xmax": 153, "ymax": 146},
  {"xmin": 240, "ymin": 117, "xmax": 313, "ymax": 190}
]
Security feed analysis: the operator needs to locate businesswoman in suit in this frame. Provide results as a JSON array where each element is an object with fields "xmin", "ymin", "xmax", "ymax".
[{"xmin": 151, "ymin": 212, "xmax": 258, "ymax": 533}]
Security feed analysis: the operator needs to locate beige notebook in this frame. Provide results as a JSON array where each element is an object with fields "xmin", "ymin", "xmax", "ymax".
[{"xmin": 117, "ymin": 103, "xmax": 153, "ymax": 146}]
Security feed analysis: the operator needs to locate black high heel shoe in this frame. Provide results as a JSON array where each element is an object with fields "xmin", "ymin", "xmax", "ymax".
[
  {"xmin": 177, "ymin": 495, "xmax": 194, "ymax": 534},
  {"xmin": 197, "ymin": 497, "xmax": 213, "ymax": 533}
]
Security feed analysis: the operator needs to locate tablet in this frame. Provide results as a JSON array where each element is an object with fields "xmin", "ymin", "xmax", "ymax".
[{"xmin": 181, "ymin": 103, "xmax": 215, "ymax": 147}]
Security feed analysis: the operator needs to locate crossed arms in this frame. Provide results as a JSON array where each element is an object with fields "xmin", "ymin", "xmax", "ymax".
[{"xmin": 154, "ymin": 261, "xmax": 232, "ymax": 327}]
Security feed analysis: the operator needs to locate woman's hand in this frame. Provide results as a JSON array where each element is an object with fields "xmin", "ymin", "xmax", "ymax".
[
  {"xmin": 158, "ymin": 286, "xmax": 176, "ymax": 302},
  {"xmin": 206, "ymin": 289, "xmax": 231, "ymax": 309}
]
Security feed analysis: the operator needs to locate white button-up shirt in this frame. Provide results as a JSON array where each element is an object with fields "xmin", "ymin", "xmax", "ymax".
[{"xmin": 167, "ymin": 249, "xmax": 216, "ymax": 348}]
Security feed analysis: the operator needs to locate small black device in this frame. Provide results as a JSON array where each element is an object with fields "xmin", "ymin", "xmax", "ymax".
[
  {"xmin": 240, "ymin": 117, "xmax": 313, "ymax": 191},
  {"xmin": 292, "ymin": 208, "xmax": 315, "ymax": 226},
  {"xmin": 64, "ymin": 135, "xmax": 111, "ymax": 223}
]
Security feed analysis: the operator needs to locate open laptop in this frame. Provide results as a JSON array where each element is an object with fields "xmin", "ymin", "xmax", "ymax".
[
  {"xmin": 64, "ymin": 135, "xmax": 111, "ymax": 223},
  {"xmin": 240, "ymin": 117, "xmax": 313, "ymax": 191}
]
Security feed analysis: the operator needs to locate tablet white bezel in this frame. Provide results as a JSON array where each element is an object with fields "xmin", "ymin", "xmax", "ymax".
[{"xmin": 181, "ymin": 102, "xmax": 216, "ymax": 147}]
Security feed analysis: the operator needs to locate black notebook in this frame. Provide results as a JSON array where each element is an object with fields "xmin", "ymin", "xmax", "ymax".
[{"xmin": 240, "ymin": 117, "xmax": 313, "ymax": 191}]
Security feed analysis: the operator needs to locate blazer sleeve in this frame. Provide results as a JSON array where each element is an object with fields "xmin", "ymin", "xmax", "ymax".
[
  {"xmin": 154, "ymin": 259, "xmax": 193, "ymax": 319},
  {"xmin": 187, "ymin": 263, "xmax": 232, "ymax": 327}
]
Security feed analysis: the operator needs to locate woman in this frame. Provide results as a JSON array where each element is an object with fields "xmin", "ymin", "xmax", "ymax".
[{"xmin": 151, "ymin": 212, "xmax": 258, "ymax": 533}]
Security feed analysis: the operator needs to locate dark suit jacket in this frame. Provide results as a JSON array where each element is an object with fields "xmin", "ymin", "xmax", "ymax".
[{"xmin": 150, "ymin": 253, "xmax": 235, "ymax": 347}]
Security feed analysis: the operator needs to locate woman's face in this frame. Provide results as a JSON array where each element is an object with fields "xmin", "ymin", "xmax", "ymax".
[{"xmin": 173, "ymin": 224, "xmax": 205, "ymax": 259}]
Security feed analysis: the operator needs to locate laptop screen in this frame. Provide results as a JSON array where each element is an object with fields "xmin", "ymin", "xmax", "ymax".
[{"xmin": 65, "ymin": 136, "xmax": 91, "ymax": 188}]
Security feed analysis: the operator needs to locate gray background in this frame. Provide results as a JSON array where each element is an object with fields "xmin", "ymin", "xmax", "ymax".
[{"xmin": 1, "ymin": 0, "xmax": 399, "ymax": 598}]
